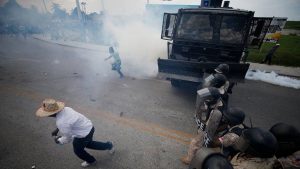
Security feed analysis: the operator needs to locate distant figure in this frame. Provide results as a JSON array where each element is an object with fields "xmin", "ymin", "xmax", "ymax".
[
  {"xmin": 105, "ymin": 46, "xmax": 124, "ymax": 78},
  {"xmin": 19, "ymin": 25, "xmax": 27, "ymax": 39},
  {"xmin": 261, "ymin": 44, "xmax": 280, "ymax": 65}
]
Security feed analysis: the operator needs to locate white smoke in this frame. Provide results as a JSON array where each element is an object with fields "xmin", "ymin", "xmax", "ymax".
[
  {"xmin": 246, "ymin": 69, "xmax": 300, "ymax": 89},
  {"xmin": 102, "ymin": 14, "xmax": 167, "ymax": 78}
]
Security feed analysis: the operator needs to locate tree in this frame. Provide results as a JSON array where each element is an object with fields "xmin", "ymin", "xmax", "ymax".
[
  {"xmin": 51, "ymin": 3, "xmax": 67, "ymax": 19},
  {"xmin": 70, "ymin": 7, "xmax": 86, "ymax": 21}
]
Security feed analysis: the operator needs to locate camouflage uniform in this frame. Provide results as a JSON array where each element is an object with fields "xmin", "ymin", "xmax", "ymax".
[
  {"xmin": 181, "ymin": 125, "xmax": 240, "ymax": 165},
  {"xmin": 277, "ymin": 150, "xmax": 300, "ymax": 168},
  {"xmin": 202, "ymin": 74, "xmax": 230, "ymax": 106},
  {"xmin": 194, "ymin": 94, "xmax": 223, "ymax": 131},
  {"xmin": 231, "ymin": 153, "xmax": 277, "ymax": 169},
  {"xmin": 204, "ymin": 109, "xmax": 223, "ymax": 146},
  {"xmin": 182, "ymin": 106, "xmax": 223, "ymax": 164},
  {"xmin": 219, "ymin": 132, "xmax": 240, "ymax": 147}
]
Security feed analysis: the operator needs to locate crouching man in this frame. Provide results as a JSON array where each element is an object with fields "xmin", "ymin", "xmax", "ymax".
[{"xmin": 36, "ymin": 98, "xmax": 115, "ymax": 168}]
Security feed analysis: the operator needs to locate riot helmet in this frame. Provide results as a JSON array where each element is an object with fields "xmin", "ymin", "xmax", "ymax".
[
  {"xmin": 210, "ymin": 74, "xmax": 227, "ymax": 88},
  {"xmin": 234, "ymin": 128, "xmax": 278, "ymax": 158},
  {"xmin": 189, "ymin": 147, "xmax": 233, "ymax": 169},
  {"xmin": 223, "ymin": 108, "xmax": 245, "ymax": 126},
  {"xmin": 109, "ymin": 46, "xmax": 114, "ymax": 53},
  {"xmin": 215, "ymin": 64, "xmax": 229, "ymax": 75},
  {"xmin": 197, "ymin": 87, "xmax": 222, "ymax": 107},
  {"xmin": 269, "ymin": 123, "xmax": 300, "ymax": 157},
  {"xmin": 211, "ymin": 74, "xmax": 227, "ymax": 94}
]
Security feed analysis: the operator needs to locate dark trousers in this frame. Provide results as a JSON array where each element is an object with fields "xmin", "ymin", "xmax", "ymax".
[
  {"xmin": 72, "ymin": 127, "xmax": 112, "ymax": 163},
  {"xmin": 262, "ymin": 54, "xmax": 272, "ymax": 65}
]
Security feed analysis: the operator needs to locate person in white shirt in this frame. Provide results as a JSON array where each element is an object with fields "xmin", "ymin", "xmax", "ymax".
[{"xmin": 36, "ymin": 98, "xmax": 115, "ymax": 168}]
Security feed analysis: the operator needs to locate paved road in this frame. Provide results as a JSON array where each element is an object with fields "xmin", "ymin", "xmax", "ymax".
[{"xmin": 0, "ymin": 37, "xmax": 299, "ymax": 169}]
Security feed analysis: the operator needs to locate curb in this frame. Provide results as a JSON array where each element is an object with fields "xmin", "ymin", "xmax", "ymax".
[{"xmin": 32, "ymin": 35, "xmax": 107, "ymax": 52}]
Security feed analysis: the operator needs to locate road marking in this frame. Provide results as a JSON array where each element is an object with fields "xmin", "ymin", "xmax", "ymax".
[{"xmin": 0, "ymin": 85, "xmax": 194, "ymax": 145}]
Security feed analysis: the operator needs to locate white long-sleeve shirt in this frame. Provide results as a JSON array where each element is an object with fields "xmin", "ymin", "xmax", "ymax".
[{"xmin": 56, "ymin": 107, "xmax": 93, "ymax": 144}]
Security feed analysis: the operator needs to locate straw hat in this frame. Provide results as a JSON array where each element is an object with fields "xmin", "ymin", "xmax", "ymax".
[{"xmin": 36, "ymin": 98, "xmax": 65, "ymax": 117}]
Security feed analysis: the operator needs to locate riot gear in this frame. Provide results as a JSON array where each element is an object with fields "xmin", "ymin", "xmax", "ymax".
[
  {"xmin": 234, "ymin": 128, "xmax": 278, "ymax": 158},
  {"xmin": 215, "ymin": 64, "xmax": 229, "ymax": 75},
  {"xmin": 269, "ymin": 123, "xmax": 300, "ymax": 157},
  {"xmin": 210, "ymin": 74, "xmax": 227, "ymax": 88},
  {"xmin": 223, "ymin": 108, "xmax": 245, "ymax": 126},
  {"xmin": 189, "ymin": 147, "xmax": 233, "ymax": 169},
  {"xmin": 195, "ymin": 87, "xmax": 222, "ymax": 130},
  {"xmin": 204, "ymin": 87, "xmax": 222, "ymax": 106},
  {"xmin": 196, "ymin": 87, "xmax": 221, "ymax": 109},
  {"xmin": 202, "ymin": 74, "xmax": 227, "ymax": 92}
]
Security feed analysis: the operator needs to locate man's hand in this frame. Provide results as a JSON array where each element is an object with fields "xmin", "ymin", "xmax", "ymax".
[
  {"xmin": 51, "ymin": 128, "xmax": 59, "ymax": 137},
  {"xmin": 54, "ymin": 136, "xmax": 62, "ymax": 144}
]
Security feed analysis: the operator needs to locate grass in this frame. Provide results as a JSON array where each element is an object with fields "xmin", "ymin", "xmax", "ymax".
[
  {"xmin": 247, "ymin": 35, "xmax": 300, "ymax": 67},
  {"xmin": 284, "ymin": 21, "xmax": 300, "ymax": 30}
]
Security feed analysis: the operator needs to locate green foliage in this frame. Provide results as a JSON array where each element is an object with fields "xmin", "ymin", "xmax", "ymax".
[
  {"xmin": 284, "ymin": 21, "xmax": 300, "ymax": 30},
  {"xmin": 248, "ymin": 35, "xmax": 300, "ymax": 67}
]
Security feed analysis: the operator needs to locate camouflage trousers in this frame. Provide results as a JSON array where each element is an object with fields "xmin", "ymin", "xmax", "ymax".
[
  {"xmin": 277, "ymin": 150, "xmax": 300, "ymax": 168},
  {"xmin": 231, "ymin": 153, "xmax": 277, "ymax": 169},
  {"xmin": 181, "ymin": 130, "xmax": 205, "ymax": 165},
  {"xmin": 181, "ymin": 131, "xmax": 240, "ymax": 165}
]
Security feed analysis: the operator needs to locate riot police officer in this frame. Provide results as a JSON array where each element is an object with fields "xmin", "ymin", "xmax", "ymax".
[
  {"xmin": 202, "ymin": 65, "xmax": 231, "ymax": 105},
  {"xmin": 231, "ymin": 128, "xmax": 278, "ymax": 169},
  {"xmin": 206, "ymin": 63, "xmax": 236, "ymax": 94},
  {"xmin": 269, "ymin": 123, "xmax": 300, "ymax": 169},
  {"xmin": 182, "ymin": 88, "xmax": 245, "ymax": 165},
  {"xmin": 182, "ymin": 87, "xmax": 224, "ymax": 165},
  {"xmin": 215, "ymin": 63, "xmax": 230, "ymax": 75}
]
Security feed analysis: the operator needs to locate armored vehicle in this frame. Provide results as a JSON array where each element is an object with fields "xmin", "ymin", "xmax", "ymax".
[{"xmin": 157, "ymin": 1, "xmax": 272, "ymax": 87}]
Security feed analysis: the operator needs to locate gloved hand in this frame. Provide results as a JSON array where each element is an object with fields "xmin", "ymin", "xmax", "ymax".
[{"xmin": 54, "ymin": 136, "xmax": 62, "ymax": 144}]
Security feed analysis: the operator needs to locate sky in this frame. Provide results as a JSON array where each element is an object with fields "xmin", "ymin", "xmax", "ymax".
[{"xmin": 1, "ymin": 0, "xmax": 300, "ymax": 20}]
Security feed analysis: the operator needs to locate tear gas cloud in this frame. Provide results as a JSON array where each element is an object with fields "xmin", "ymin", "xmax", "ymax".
[
  {"xmin": 98, "ymin": 0, "xmax": 168, "ymax": 78},
  {"xmin": 102, "ymin": 15, "xmax": 167, "ymax": 78},
  {"xmin": 0, "ymin": 0, "xmax": 168, "ymax": 78}
]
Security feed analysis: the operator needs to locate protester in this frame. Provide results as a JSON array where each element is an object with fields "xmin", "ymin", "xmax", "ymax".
[
  {"xmin": 105, "ymin": 46, "xmax": 124, "ymax": 78},
  {"xmin": 36, "ymin": 98, "xmax": 115, "ymax": 168},
  {"xmin": 261, "ymin": 43, "xmax": 280, "ymax": 65}
]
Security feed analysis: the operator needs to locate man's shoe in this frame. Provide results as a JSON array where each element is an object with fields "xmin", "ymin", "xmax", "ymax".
[
  {"xmin": 108, "ymin": 141, "xmax": 115, "ymax": 154},
  {"xmin": 81, "ymin": 161, "xmax": 96, "ymax": 168}
]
